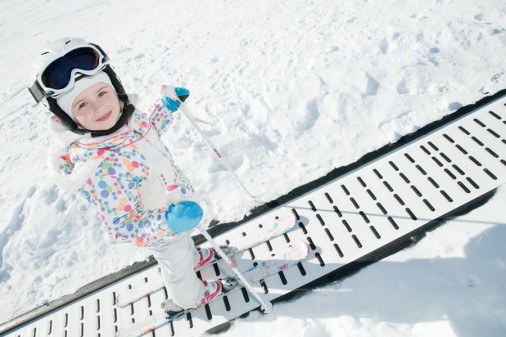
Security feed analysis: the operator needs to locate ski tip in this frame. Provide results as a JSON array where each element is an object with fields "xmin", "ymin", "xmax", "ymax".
[
  {"xmin": 274, "ymin": 208, "xmax": 297, "ymax": 219},
  {"xmin": 114, "ymin": 299, "xmax": 129, "ymax": 308},
  {"xmin": 290, "ymin": 241, "xmax": 310, "ymax": 258},
  {"xmin": 274, "ymin": 210, "xmax": 297, "ymax": 225}
]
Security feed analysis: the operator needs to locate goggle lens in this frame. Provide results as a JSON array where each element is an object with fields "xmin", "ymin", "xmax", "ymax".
[{"xmin": 41, "ymin": 47, "xmax": 101, "ymax": 90}]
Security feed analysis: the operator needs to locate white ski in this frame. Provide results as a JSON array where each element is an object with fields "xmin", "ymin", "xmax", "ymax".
[
  {"xmin": 115, "ymin": 211, "xmax": 298, "ymax": 308},
  {"xmin": 115, "ymin": 240, "xmax": 309, "ymax": 337}
]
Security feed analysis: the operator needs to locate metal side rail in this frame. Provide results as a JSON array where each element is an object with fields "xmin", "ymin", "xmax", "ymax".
[{"xmin": 2, "ymin": 91, "xmax": 506, "ymax": 337}]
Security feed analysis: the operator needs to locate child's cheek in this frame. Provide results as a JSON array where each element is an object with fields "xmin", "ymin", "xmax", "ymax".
[{"xmin": 73, "ymin": 112, "xmax": 88, "ymax": 126}]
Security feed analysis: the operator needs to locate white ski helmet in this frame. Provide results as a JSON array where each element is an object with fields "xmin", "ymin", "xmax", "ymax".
[{"xmin": 28, "ymin": 37, "xmax": 134, "ymax": 135}]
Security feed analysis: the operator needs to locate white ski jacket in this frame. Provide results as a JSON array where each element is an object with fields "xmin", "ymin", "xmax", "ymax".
[{"xmin": 49, "ymin": 88, "xmax": 197, "ymax": 247}]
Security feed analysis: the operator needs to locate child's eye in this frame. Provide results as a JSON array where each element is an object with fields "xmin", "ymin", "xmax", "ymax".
[
  {"xmin": 78, "ymin": 102, "xmax": 88, "ymax": 110},
  {"xmin": 99, "ymin": 90, "xmax": 108, "ymax": 97}
]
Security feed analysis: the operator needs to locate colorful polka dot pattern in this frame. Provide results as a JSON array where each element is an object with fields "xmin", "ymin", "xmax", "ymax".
[{"xmin": 150, "ymin": 103, "xmax": 173, "ymax": 134}]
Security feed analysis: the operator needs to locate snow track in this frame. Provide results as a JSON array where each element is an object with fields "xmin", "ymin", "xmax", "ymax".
[{"xmin": 2, "ymin": 91, "xmax": 505, "ymax": 337}]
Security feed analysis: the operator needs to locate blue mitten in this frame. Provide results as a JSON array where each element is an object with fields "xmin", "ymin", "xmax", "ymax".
[
  {"xmin": 161, "ymin": 87, "xmax": 190, "ymax": 112},
  {"xmin": 161, "ymin": 96, "xmax": 180, "ymax": 112},
  {"xmin": 166, "ymin": 201, "xmax": 203, "ymax": 233}
]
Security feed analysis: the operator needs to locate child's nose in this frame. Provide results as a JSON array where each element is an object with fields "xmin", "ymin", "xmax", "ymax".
[{"xmin": 92, "ymin": 101, "xmax": 105, "ymax": 113}]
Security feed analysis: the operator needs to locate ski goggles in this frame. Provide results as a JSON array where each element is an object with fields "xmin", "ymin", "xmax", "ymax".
[{"xmin": 29, "ymin": 45, "xmax": 109, "ymax": 103}]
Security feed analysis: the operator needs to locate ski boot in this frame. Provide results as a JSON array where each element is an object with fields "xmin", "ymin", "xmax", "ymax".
[
  {"xmin": 200, "ymin": 277, "xmax": 239, "ymax": 305},
  {"xmin": 162, "ymin": 277, "xmax": 239, "ymax": 317},
  {"xmin": 195, "ymin": 245, "xmax": 236, "ymax": 269}
]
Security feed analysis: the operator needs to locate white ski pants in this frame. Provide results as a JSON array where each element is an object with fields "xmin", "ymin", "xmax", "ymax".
[{"xmin": 146, "ymin": 233, "xmax": 204, "ymax": 309}]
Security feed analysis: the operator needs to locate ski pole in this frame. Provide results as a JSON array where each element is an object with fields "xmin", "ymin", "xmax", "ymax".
[
  {"xmin": 179, "ymin": 104, "xmax": 256, "ymax": 201},
  {"xmin": 197, "ymin": 227, "xmax": 273, "ymax": 314},
  {"xmin": 166, "ymin": 199, "xmax": 272, "ymax": 313},
  {"xmin": 161, "ymin": 85, "xmax": 256, "ymax": 200}
]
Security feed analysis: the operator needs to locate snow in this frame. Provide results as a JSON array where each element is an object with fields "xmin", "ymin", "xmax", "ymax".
[{"xmin": 0, "ymin": 0, "xmax": 505, "ymax": 335}]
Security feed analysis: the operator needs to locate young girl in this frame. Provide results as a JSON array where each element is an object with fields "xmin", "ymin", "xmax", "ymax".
[{"xmin": 28, "ymin": 37, "xmax": 234, "ymax": 311}]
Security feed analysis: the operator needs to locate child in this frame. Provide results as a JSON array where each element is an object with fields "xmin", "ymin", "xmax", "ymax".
[{"xmin": 28, "ymin": 37, "xmax": 234, "ymax": 311}]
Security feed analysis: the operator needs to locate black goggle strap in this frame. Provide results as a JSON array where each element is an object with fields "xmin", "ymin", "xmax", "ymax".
[{"xmin": 28, "ymin": 80, "xmax": 46, "ymax": 104}]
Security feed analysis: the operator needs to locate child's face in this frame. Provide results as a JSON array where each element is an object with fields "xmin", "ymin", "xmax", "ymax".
[{"xmin": 71, "ymin": 83, "xmax": 122, "ymax": 131}]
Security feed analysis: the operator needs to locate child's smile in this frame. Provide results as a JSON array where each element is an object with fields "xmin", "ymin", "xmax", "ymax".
[{"xmin": 96, "ymin": 111, "xmax": 112, "ymax": 122}]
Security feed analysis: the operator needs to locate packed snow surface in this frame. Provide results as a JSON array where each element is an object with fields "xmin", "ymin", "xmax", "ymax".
[{"xmin": 0, "ymin": 0, "xmax": 505, "ymax": 336}]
